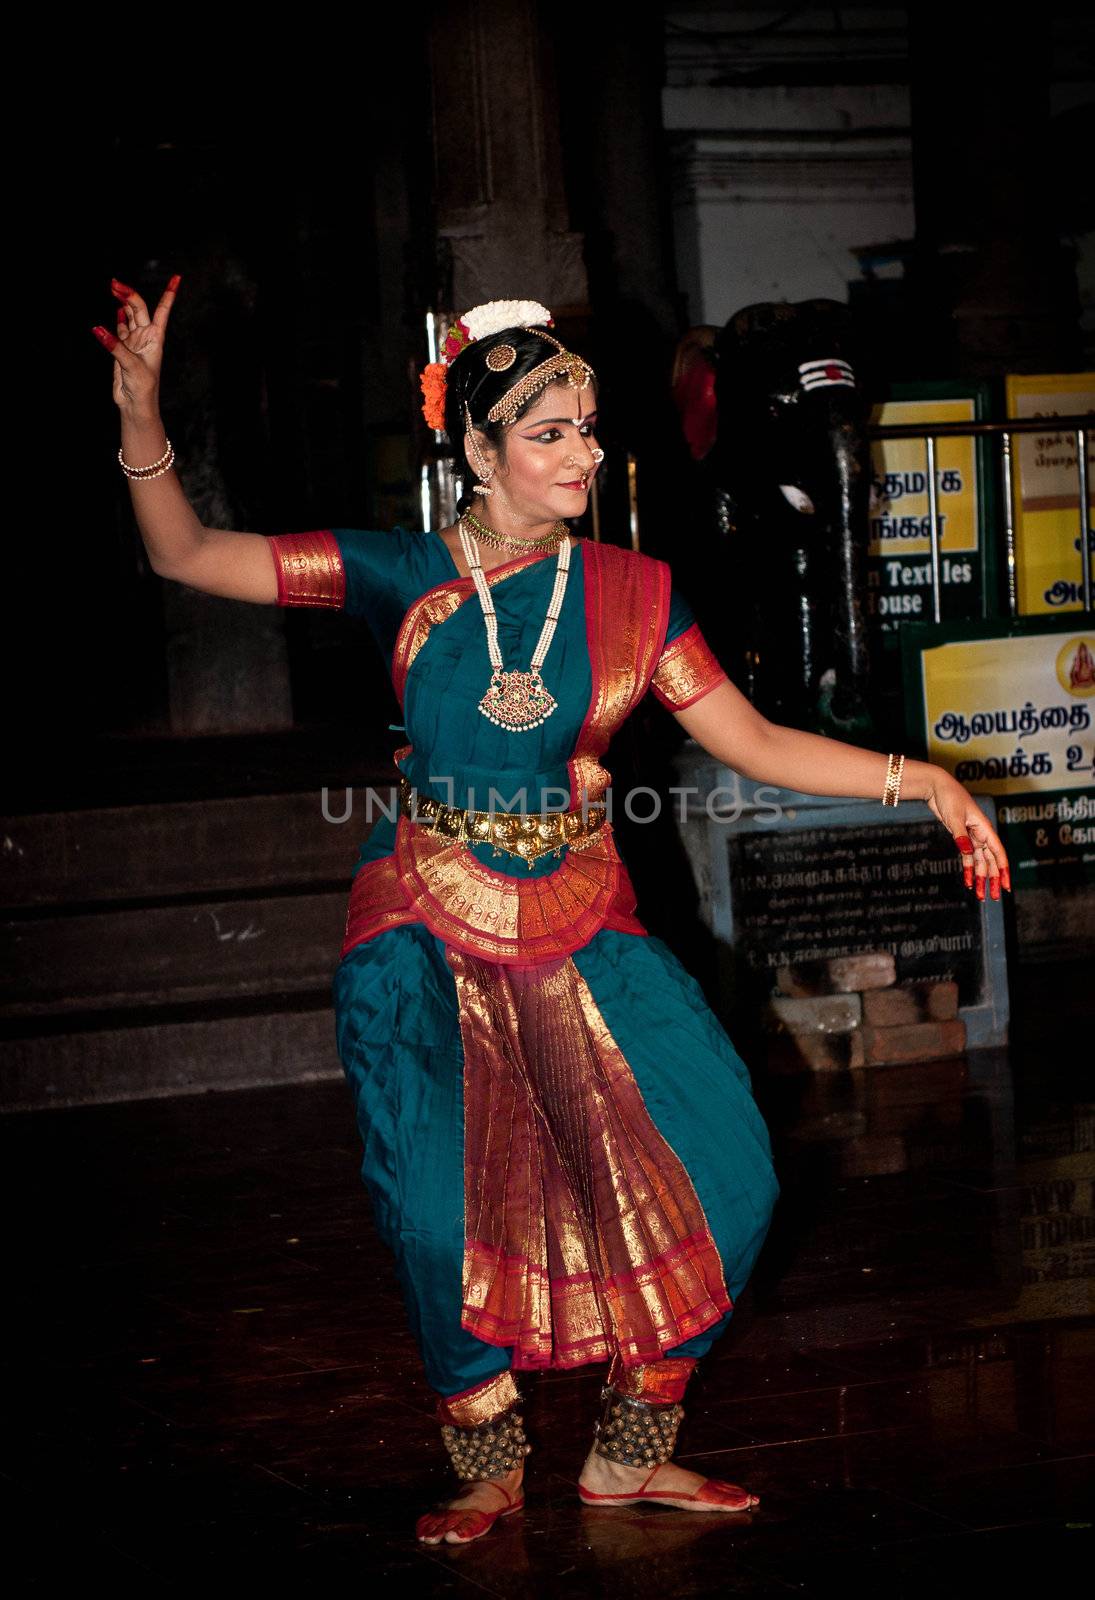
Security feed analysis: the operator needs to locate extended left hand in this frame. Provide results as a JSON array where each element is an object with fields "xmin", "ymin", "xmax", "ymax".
[{"xmin": 923, "ymin": 767, "xmax": 1011, "ymax": 901}]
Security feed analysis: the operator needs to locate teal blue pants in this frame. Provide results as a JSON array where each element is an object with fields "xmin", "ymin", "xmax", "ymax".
[{"xmin": 333, "ymin": 922, "xmax": 779, "ymax": 1398}]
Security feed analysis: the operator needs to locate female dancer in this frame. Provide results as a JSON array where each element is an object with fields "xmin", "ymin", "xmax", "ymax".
[{"xmin": 93, "ymin": 279, "xmax": 1011, "ymax": 1546}]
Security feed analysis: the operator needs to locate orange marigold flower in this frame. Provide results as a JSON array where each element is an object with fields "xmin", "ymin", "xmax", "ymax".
[{"xmin": 420, "ymin": 362, "xmax": 448, "ymax": 431}]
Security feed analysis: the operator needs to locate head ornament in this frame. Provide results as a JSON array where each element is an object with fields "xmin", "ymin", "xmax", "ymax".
[{"xmin": 418, "ymin": 299, "xmax": 593, "ymax": 430}]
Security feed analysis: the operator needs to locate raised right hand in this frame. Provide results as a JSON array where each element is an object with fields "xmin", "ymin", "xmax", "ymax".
[{"xmin": 91, "ymin": 274, "xmax": 181, "ymax": 415}]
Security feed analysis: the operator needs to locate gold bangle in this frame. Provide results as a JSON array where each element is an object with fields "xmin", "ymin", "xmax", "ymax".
[
  {"xmin": 119, "ymin": 438, "xmax": 175, "ymax": 479},
  {"xmin": 882, "ymin": 752, "xmax": 905, "ymax": 806}
]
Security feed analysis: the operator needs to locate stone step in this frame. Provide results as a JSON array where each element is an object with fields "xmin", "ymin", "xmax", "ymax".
[
  {"xmin": 2, "ymin": 786, "xmax": 393, "ymax": 909},
  {"xmin": 1, "ymin": 996, "xmax": 343, "ymax": 1113},
  {"xmin": 3, "ymin": 889, "xmax": 348, "ymax": 1018},
  {"xmin": 1, "ymin": 782, "xmax": 393, "ymax": 1111}
]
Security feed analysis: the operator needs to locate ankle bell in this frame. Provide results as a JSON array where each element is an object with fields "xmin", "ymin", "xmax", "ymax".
[
  {"xmin": 593, "ymin": 1384, "xmax": 685, "ymax": 1468},
  {"xmin": 440, "ymin": 1404, "xmax": 532, "ymax": 1481}
]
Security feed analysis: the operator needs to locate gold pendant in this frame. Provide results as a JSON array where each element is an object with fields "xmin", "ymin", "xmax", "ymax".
[{"xmin": 478, "ymin": 667, "xmax": 558, "ymax": 731}]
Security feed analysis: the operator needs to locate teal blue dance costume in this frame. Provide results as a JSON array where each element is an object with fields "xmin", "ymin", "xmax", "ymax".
[{"xmin": 268, "ymin": 524, "xmax": 779, "ymax": 1416}]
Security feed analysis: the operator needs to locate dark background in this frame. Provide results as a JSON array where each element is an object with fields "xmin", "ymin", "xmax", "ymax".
[{"xmin": 10, "ymin": 4, "xmax": 1093, "ymax": 811}]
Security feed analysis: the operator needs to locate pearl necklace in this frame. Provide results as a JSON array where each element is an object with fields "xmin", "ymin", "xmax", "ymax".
[{"xmin": 457, "ymin": 514, "xmax": 572, "ymax": 732}]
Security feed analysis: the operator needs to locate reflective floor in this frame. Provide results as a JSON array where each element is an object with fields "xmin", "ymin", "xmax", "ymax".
[{"xmin": 5, "ymin": 963, "xmax": 1093, "ymax": 1593}]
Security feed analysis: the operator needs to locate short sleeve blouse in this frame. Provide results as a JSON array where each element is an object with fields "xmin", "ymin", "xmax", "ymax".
[{"xmin": 265, "ymin": 526, "xmax": 731, "ymax": 711}]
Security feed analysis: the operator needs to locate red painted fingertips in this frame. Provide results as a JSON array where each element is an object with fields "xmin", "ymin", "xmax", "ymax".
[
  {"xmin": 1002, "ymin": 867, "xmax": 1011, "ymax": 893},
  {"xmin": 92, "ymin": 325, "xmax": 118, "ymax": 350},
  {"xmin": 955, "ymin": 835, "xmax": 973, "ymax": 854},
  {"xmin": 990, "ymin": 877, "xmax": 1000, "ymax": 900},
  {"xmin": 963, "ymin": 866, "xmax": 974, "ymax": 890},
  {"xmin": 111, "ymin": 278, "xmax": 134, "ymax": 300},
  {"xmin": 167, "ymin": 273, "xmax": 182, "ymax": 291},
  {"xmin": 975, "ymin": 875, "xmax": 985, "ymax": 902}
]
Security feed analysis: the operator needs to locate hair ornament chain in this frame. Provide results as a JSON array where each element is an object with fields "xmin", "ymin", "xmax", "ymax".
[
  {"xmin": 486, "ymin": 349, "xmax": 595, "ymax": 426},
  {"xmin": 418, "ymin": 299, "xmax": 582, "ymax": 433}
]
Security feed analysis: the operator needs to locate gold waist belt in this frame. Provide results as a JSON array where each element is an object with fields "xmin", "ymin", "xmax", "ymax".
[{"xmin": 397, "ymin": 772, "xmax": 607, "ymax": 864}]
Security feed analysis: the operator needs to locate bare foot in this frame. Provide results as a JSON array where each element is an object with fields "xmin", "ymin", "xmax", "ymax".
[
  {"xmin": 578, "ymin": 1448, "xmax": 758, "ymax": 1512},
  {"xmin": 416, "ymin": 1465, "xmax": 525, "ymax": 1545}
]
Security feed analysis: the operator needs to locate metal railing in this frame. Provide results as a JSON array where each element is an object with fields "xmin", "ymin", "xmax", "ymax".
[{"xmin": 867, "ymin": 412, "xmax": 1093, "ymax": 622}]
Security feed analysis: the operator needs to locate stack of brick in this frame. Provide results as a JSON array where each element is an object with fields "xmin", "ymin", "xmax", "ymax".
[{"xmin": 763, "ymin": 950, "xmax": 966, "ymax": 1073}]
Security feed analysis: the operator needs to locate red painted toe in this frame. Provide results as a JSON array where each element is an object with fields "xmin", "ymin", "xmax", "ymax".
[
  {"xmin": 450, "ymin": 1512, "xmax": 490, "ymax": 1537},
  {"xmin": 694, "ymin": 1478, "xmax": 758, "ymax": 1509},
  {"xmin": 416, "ymin": 1487, "xmax": 521, "ymax": 1543}
]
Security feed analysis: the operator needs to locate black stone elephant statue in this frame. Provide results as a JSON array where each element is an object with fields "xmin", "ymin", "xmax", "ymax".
[{"xmin": 673, "ymin": 298, "xmax": 875, "ymax": 738}]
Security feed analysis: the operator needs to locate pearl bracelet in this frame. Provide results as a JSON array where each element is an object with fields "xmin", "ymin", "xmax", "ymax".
[
  {"xmin": 882, "ymin": 752, "xmax": 905, "ymax": 806},
  {"xmin": 119, "ymin": 438, "xmax": 175, "ymax": 480}
]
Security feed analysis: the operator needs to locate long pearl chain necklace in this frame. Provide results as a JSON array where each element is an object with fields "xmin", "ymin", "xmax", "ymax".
[{"xmin": 457, "ymin": 513, "xmax": 572, "ymax": 732}]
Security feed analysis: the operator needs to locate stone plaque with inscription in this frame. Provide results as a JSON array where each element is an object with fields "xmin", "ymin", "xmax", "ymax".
[{"xmin": 669, "ymin": 754, "xmax": 1009, "ymax": 1049}]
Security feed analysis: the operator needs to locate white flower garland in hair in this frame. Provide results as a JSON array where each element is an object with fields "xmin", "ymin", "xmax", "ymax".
[{"xmin": 461, "ymin": 300, "xmax": 552, "ymax": 342}]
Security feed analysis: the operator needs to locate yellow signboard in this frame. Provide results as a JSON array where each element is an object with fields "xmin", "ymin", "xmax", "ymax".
[
  {"xmin": 1005, "ymin": 372, "xmax": 1094, "ymax": 615},
  {"xmin": 922, "ymin": 630, "xmax": 1095, "ymax": 797},
  {"xmin": 870, "ymin": 397, "xmax": 980, "ymax": 557}
]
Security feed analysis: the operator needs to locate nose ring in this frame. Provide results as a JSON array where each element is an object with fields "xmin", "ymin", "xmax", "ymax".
[{"xmin": 591, "ymin": 447, "xmax": 605, "ymax": 464}]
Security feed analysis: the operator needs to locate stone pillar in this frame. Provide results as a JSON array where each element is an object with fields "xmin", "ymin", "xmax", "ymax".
[{"xmin": 428, "ymin": 0, "xmax": 588, "ymax": 310}]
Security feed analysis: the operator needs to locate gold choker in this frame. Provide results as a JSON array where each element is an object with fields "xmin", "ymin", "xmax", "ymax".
[{"xmin": 461, "ymin": 508, "xmax": 569, "ymax": 554}]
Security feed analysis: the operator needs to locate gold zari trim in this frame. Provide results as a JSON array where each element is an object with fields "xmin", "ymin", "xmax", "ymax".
[
  {"xmin": 398, "ymin": 772, "xmax": 606, "ymax": 866},
  {"xmin": 606, "ymin": 1351, "xmax": 696, "ymax": 1403},
  {"xmin": 437, "ymin": 1371, "xmax": 521, "ymax": 1427},
  {"xmin": 266, "ymin": 529, "xmax": 345, "ymax": 608},
  {"xmin": 451, "ymin": 947, "xmax": 733, "ymax": 1367},
  {"xmin": 650, "ymin": 623, "xmax": 728, "ymax": 711}
]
